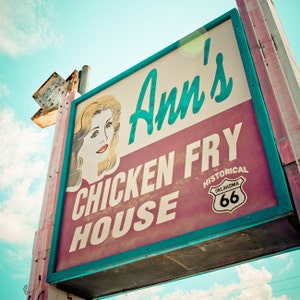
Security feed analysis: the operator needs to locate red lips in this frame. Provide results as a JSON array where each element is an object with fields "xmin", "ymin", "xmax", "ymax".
[{"xmin": 97, "ymin": 144, "xmax": 108, "ymax": 153}]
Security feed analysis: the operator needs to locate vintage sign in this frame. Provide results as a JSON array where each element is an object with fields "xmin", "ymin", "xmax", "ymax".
[{"xmin": 48, "ymin": 9, "xmax": 292, "ymax": 297}]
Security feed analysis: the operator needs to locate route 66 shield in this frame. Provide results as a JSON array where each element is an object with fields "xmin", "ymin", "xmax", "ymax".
[{"xmin": 209, "ymin": 176, "xmax": 247, "ymax": 213}]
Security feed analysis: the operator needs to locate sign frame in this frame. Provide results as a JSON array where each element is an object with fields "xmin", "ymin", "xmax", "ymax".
[{"xmin": 47, "ymin": 8, "xmax": 292, "ymax": 288}]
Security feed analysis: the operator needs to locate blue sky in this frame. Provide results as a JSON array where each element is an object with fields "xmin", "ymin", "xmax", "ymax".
[{"xmin": 0, "ymin": 0, "xmax": 299, "ymax": 299}]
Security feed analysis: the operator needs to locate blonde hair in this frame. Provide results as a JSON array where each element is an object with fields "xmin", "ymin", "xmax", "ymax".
[{"xmin": 68, "ymin": 95, "xmax": 121, "ymax": 188}]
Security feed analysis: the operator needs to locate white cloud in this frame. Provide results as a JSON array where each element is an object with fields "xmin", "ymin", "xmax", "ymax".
[
  {"xmin": 0, "ymin": 80, "xmax": 9, "ymax": 98},
  {"xmin": 116, "ymin": 285, "xmax": 164, "ymax": 300},
  {"xmin": 275, "ymin": 253, "xmax": 289, "ymax": 261},
  {"xmin": 161, "ymin": 288, "xmax": 221, "ymax": 300},
  {"xmin": 0, "ymin": 0, "xmax": 64, "ymax": 57},
  {"xmin": 0, "ymin": 107, "xmax": 51, "ymax": 245},
  {"xmin": 232, "ymin": 264, "xmax": 274, "ymax": 300},
  {"xmin": 275, "ymin": 253, "xmax": 294, "ymax": 275},
  {"xmin": 114, "ymin": 264, "xmax": 289, "ymax": 300},
  {"xmin": 4, "ymin": 246, "xmax": 32, "ymax": 279}
]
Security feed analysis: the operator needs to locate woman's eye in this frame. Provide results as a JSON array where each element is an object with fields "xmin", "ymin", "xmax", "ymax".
[
  {"xmin": 91, "ymin": 130, "xmax": 99, "ymax": 138},
  {"xmin": 106, "ymin": 121, "xmax": 112, "ymax": 129}
]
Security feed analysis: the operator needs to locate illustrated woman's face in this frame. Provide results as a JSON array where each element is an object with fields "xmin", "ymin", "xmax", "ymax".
[{"xmin": 79, "ymin": 109, "xmax": 114, "ymax": 164}]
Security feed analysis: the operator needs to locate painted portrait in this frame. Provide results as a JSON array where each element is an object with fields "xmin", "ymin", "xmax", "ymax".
[{"xmin": 67, "ymin": 95, "xmax": 121, "ymax": 191}]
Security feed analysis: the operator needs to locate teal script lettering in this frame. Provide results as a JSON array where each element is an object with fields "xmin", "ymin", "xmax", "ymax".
[
  {"xmin": 129, "ymin": 43, "xmax": 233, "ymax": 144},
  {"xmin": 210, "ymin": 53, "xmax": 233, "ymax": 102}
]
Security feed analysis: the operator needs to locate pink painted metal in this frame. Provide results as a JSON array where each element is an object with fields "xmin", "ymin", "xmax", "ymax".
[
  {"xmin": 56, "ymin": 100, "xmax": 279, "ymax": 271},
  {"xmin": 27, "ymin": 71, "xmax": 79, "ymax": 300},
  {"xmin": 236, "ymin": 0, "xmax": 300, "ymax": 216}
]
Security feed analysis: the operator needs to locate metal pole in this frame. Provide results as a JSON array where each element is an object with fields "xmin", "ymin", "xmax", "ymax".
[
  {"xmin": 78, "ymin": 65, "xmax": 91, "ymax": 95},
  {"xmin": 236, "ymin": 0, "xmax": 300, "ymax": 218},
  {"xmin": 26, "ymin": 71, "xmax": 84, "ymax": 300}
]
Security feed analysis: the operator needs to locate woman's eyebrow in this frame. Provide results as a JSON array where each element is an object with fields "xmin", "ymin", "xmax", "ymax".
[{"xmin": 91, "ymin": 126, "xmax": 99, "ymax": 131}]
